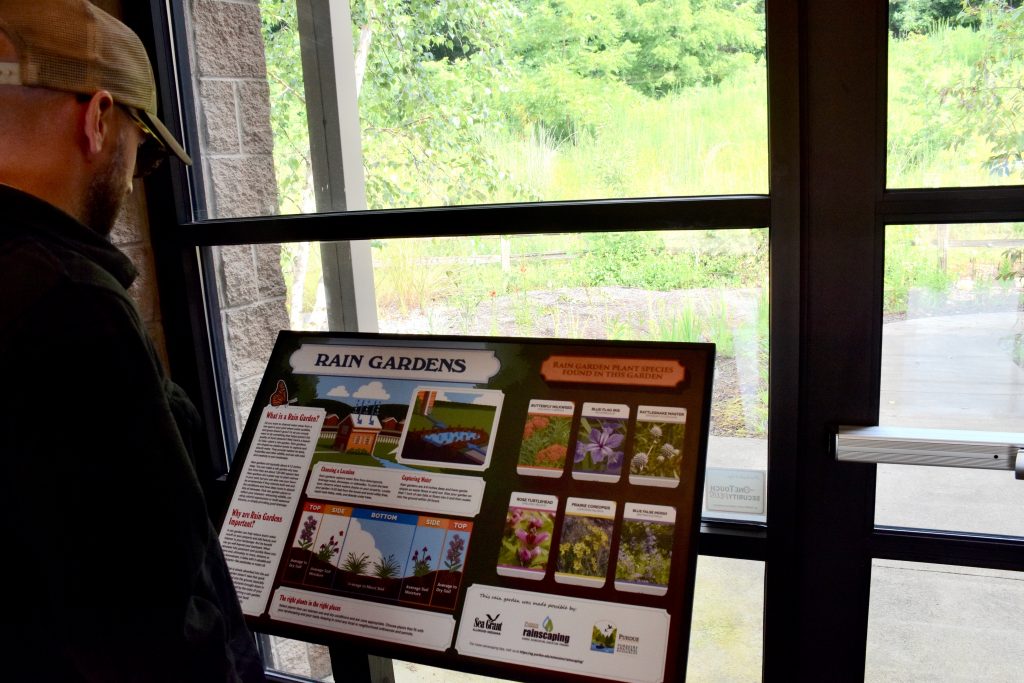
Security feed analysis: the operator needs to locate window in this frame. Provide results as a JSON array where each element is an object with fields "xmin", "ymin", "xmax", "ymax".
[
  {"xmin": 132, "ymin": 1, "xmax": 1024, "ymax": 682},
  {"xmin": 887, "ymin": 1, "xmax": 1024, "ymax": 188},
  {"xmin": 877, "ymin": 222, "xmax": 1024, "ymax": 536}
]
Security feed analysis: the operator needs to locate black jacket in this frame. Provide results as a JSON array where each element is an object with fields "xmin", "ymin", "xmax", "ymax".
[{"xmin": 0, "ymin": 184, "xmax": 265, "ymax": 682}]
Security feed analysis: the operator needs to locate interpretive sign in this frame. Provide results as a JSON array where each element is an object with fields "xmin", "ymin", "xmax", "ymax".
[{"xmin": 218, "ymin": 332, "xmax": 714, "ymax": 683}]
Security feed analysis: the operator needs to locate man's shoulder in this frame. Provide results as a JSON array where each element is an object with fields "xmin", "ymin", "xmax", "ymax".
[{"xmin": 0, "ymin": 233, "xmax": 135, "ymax": 325}]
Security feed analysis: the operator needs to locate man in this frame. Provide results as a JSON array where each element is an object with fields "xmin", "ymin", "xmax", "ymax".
[{"xmin": 0, "ymin": 1, "xmax": 265, "ymax": 680}]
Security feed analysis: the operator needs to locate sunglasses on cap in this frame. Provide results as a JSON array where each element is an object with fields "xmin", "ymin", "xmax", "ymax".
[{"xmin": 119, "ymin": 105, "xmax": 167, "ymax": 179}]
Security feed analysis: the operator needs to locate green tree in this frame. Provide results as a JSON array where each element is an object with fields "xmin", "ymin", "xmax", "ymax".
[
  {"xmin": 351, "ymin": 0, "xmax": 528, "ymax": 207},
  {"xmin": 944, "ymin": 0, "xmax": 1024, "ymax": 178},
  {"xmin": 889, "ymin": 0, "xmax": 970, "ymax": 35}
]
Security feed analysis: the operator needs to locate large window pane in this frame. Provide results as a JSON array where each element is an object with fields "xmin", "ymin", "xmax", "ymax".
[
  {"xmin": 190, "ymin": 1, "xmax": 767, "ymax": 219},
  {"xmin": 867, "ymin": 560, "xmax": 1024, "ymax": 682},
  {"xmin": 888, "ymin": 1, "xmax": 1024, "ymax": 188},
  {"xmin": 373, "ymin": 230, "xmax": 769, "ymax": 521},
  {"xmin": 214, "ymin": 230, "xmax": 768, "ymax": 505},
  {"xmin": 877, "ymin": 223, "xmax": 1024, "ymax": 535}
]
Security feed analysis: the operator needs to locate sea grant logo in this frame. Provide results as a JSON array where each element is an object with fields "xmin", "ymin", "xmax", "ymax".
[
  {"xmin": 472, "ymin": 613, "xmax": 503, "ymax": 635},
  {"xmin": 522, "ymin": 617, "xmax": 571, "ymax": 646}
]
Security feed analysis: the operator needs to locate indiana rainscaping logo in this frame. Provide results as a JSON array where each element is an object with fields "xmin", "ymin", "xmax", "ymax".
[
  {"xmin": 522, "ymin": 616, "xmax": 571, "ymax": 646},
  {"xmin": 472, "ymin": 613, "xmax": 503, "ymax": 635}
]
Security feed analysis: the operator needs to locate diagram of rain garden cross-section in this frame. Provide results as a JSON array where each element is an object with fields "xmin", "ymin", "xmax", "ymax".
[{"xmin": 282, "ymin": 503, "xmax": 471, "ymax": 610}]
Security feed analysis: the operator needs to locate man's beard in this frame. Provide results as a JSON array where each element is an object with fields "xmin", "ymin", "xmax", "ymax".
[{"xmin": 82, "ymin": 132, "xmax": 132, "ymax": 237}]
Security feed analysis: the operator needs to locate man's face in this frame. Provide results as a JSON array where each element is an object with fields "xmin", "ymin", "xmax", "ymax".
[{"xmin": 82, "ymin": 108, "xmax": 142, "ymax": 236}]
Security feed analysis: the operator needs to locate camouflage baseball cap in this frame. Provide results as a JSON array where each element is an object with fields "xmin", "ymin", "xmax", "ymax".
[{"xmin": 0, "ymin": 0, "xmax": 191, "ymax": 165}]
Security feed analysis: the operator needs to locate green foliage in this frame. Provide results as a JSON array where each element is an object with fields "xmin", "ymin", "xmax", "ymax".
[
  {"xmin": 341, "ymin": 551, "xmax": 371, "ymax": 574},
  {"xmin": 578, "ymin": 232, "xmax": 670, "ymax": 288},
  {"xmin": 944, "ymin": 1, "xmax": 1024, "ymax": 178},
  {"xmin": 351, "ymin": 0, "xmax": 531, "ymax": 207},
  {"xmin": 884, "ymin": 226, "xmax": 955, "ymax": 314},
  {"xmin": 260, "ymin": 0, "xmax": 308, "ymax": 214},
  {"xmin": 889, "ymin": 0, "xmax": 971, "ymax": 35},
  {"xmin": 518, "ymin": 414, "xmax": 572, "ymax": 468},
  {"xmin": 372, "ymin": 553, "xmax": 401, "ymax": 578},
  {"xmin": 556, "ymin": 516, "xmax": 611, "ymax": 577},
  {"xmin": 615, "ymin": 520, "xmax": 673, "ymax": 585}
]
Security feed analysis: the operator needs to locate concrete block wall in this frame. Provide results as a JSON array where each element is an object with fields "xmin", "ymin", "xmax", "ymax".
[{"xmin": 186, "ymin": 0, "xmax": 291, "ymax": 434}]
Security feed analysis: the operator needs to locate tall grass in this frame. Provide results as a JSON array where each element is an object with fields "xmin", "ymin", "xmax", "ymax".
[{"xmin": 486, "ymin": 66, "xmax": 768, "ymax": 202}]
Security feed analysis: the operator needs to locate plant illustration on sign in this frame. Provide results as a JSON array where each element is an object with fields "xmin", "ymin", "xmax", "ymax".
[
  {"xmin": 518, "ymin": 413, "xmax": 572, "ymax": 469},
  {"xmin": 373, "ymin": 554, "xmax": 402, "ymax": 579},
  {"xmin": 615, "ymin": 520, "xmax": 674, "ymax": 587},
  {"xmin": 631, "ymin": 421, "xmax": 685, "ymax": 479},
  {"xmin": 574, "ymin": 418, "xmax": 626, "ymax": 474},
  {"xmin": 557, "ymin": 515, "xmax": 612, "ymax": 578},
  {"xmin": 445, "ymin": 533, "xmax": 466, "ymax": 572},
  {"xmin": 341, "ymin": 551, "xmax": 371, "ymax": 574},
  {"xmin": 410, "ymin": 546, "xmax": 433, "ymax": 577},
  {"xmin": 498, "ymin": 508, "xmax": 554, "ymax": 570},
  {"xmin": 297, "ymin": 515, "xmax": 317, "ymax": 550},
  {"xmin": 315, "ymin": 533, "xmax": 341, "ymax": 563}
]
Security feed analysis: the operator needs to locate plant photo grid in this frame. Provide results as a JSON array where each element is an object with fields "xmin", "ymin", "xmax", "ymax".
[{"xmin": 516, "ymin": 399, "xmax": 575, "ymax": 477}]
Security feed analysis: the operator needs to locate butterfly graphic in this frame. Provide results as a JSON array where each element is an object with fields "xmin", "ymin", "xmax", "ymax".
[{"xmin": 270, "ymin": 380, "xmax": 290, "ymax": 407}]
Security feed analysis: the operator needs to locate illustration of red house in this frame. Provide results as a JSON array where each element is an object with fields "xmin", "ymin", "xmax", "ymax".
[
  {"xmin": 333, "ymin": 413, "xmax": 382, "ymax": 453},
  {"xmin": 319, "ymin": 414, "xmax": 341, "ymax": 443},
  {"xmin": 377, "ymin": 417, "xmax": 405, "ymax": 450}
]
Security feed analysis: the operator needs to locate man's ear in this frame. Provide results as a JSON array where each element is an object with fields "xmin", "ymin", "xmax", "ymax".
[{"xmin": 81, "ymin": 90, "xmax": 116, "ymax": 159}]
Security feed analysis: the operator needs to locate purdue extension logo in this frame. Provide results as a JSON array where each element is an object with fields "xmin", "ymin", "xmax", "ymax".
[
  {"xmin": 472, "ymin": 613, "xmax": 503, "ymax": 635},
  {"xmin": 522, "ymin": 616, "xmax": 571, "ymax": 646}
]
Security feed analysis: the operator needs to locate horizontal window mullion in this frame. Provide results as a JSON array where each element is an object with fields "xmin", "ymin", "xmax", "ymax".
[
  {"xmin": 698, "ymin": 522, "xmax": 767, "ymax": 561},
  {"xmin": 880, "ymin": 187, "xmax": 1024, "ymax": 225},
  {"xmin": 871, "ymin": 526, "xmax": 1024, "ymax": 573},
  {"xmin": 176, "ymin": 196, "xmax": 770, "ymax": 247}
]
